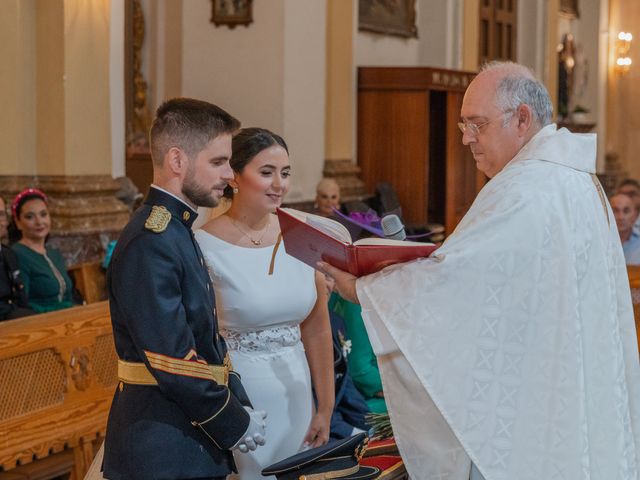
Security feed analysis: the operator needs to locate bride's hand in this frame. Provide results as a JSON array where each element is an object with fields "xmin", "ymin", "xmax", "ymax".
[{"xmin": 303, "ymin": 410, "xmax": 330, "ymax": 448}]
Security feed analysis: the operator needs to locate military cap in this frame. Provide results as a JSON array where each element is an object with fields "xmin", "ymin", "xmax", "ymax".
[
  {"xmin": 261, "ymin": 432, "xmax": 379, "ymax": 480},
  {"xmin": 362, "ymin": 437, "xmax": 399, "ymax": 457}
]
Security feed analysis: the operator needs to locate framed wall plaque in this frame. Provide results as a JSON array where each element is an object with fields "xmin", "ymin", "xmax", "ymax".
[
  {"xmin": 211, "ymin": 0, "xmax": 253, "ymax": 29},
  {"xmin": 559, "ymin": 0, "xmax": 579, "ymax": 19},
  {"xmin": 358, "ymin": 0, "xmax": 418, "ymax": 38}
]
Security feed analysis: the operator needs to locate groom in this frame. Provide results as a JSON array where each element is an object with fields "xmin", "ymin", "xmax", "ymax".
[{"xmin": 103, "ymin": 98, "xmax": 266, "ymax": 480}]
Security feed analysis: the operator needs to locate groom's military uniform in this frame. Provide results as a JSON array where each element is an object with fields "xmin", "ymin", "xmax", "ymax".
[{"xmin": 103, "ymin": 187, "xmax": 251, "ymax": 480}]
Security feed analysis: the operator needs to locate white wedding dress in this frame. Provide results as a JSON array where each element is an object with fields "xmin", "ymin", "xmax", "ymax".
[{"xmin": 195, "ymin": 229, "xmax": 317, "ymax": 480}]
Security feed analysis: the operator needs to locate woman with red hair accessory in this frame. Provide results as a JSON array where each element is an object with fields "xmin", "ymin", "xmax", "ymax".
[{"xmin": 10, "ymin": 188, "xmax": 76, "ymax": 313}]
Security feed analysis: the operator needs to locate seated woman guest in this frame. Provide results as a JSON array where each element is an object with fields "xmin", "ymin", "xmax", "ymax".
[
  {"xmin": 10, "ymin": 188, "xmax": 76, "ymax": 313},
  {"xmin": 195, "ymin": 128, "xmax": 333, "ymax": 480}
]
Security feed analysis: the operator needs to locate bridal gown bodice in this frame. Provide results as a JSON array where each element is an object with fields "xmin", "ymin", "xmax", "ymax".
[{"xmin": 194, "ymin": 229, "xmax": 317, "ymax": 480}]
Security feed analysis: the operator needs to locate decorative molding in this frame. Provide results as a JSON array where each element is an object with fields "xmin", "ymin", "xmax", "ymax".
[
  {"xmin": 431, "ymin": 71, "xmax": 472, "ymax": 89},
  {"xmin": 323, "ymin": 159, "xmax": 367, "ymax": 201},
  {"xmin": 131, "ymin": 0, "xmax": 151, "ymax": 138},
  {"xmin": 358, "ymin": 66, "xmax": 475, "ymax": 92},
  {"xmin": 0, "ymin": 302, "xmax": 114, "ymax": 474},
  {"xmin": 70, "ymin": 347, "xmax": 92, "ymax": 392}
]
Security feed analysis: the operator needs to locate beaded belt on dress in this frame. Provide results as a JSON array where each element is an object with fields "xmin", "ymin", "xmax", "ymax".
[{"xmin": 221, "ymin": 324, "xmax": 301, "ymax": 354}]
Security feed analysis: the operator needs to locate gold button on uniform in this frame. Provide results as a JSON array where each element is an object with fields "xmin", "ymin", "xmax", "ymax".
[{"xmin": 183, "ymin": 211, "xmax": 190, "ymax": 221}]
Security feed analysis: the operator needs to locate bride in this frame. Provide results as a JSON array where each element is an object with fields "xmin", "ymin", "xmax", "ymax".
[{"xmin": 194, "ymin": 128, "xmax": 334, "ymax": 479}]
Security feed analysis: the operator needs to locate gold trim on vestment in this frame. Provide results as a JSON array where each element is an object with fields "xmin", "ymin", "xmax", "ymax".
[{"xmin": 590, "ymin": 173, "xmax": 610, "ymax": 227}]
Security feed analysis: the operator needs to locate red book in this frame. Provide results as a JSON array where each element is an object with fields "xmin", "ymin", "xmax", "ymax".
[{"xmin": 276, "ymin": 208, "xmax": 438, "ymax": 277}]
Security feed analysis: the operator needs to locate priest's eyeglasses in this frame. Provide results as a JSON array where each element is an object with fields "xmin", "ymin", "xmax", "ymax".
[{"xmin": 457, "ymin": 110, "xmax": 513, "ymax": 137}]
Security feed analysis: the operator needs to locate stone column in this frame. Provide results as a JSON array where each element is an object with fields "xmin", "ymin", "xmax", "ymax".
[
  {"xmin": 0, "ymin": 1, "xmax": 129, "ymax": 266},
  {"xmin": 324, "ymin": 0, "xmax": 365, "ymax": 201}
]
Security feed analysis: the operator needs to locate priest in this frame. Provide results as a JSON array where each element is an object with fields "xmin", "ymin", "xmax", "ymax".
[{"xmin": 320, "ymin": 61, "xmax": 640, "ymax": 480}]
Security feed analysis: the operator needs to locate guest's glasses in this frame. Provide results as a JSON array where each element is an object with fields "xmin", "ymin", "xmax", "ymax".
[{"xmin": 457, "ymin": 110, "xmax": 513, "ymax": 137}]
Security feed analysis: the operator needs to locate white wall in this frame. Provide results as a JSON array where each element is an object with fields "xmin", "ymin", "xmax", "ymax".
[
  {"xmin": 182, "ymin": 0, "xmax": 285, "ymax": 132},
  {"xmin": 181, "ymin": 0, "xmax": 326, "ymax": 201},
  {"xmin": 282, "ymin": 0, "xmax": 326, "ymax": 201},
  {"xmin": 417, "ymin": 0, "xmax": 456, "ymax": 68},
  {"xmin": 518, "ymin": 0, "xmax": 547, "ymax": 78},
  {"xmin": 355, "ymin": 27, "xmax": 420, "ymax": 66},
  {"xmin": 354, "ymin": 0, "xmax": 461, "ymax": 68}
]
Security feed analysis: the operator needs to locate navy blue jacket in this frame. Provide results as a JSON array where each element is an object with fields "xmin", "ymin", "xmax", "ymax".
[{"xmin": 103, "ymin": 187, "xmax": 251, "ymax": 480}]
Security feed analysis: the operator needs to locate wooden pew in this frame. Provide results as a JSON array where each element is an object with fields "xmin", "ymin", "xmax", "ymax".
[
  {"xmin": 68, "ymin": 262, "xmax": 107, "ymax": 305},
  {"xmin": 0, "ymin": 302, "xmax": 116, "ymax": 480}
]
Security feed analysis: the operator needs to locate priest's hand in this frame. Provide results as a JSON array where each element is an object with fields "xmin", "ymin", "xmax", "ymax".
[{"xmin": 317, "ymin": 262, "xmax": 359, "ymax": 304}]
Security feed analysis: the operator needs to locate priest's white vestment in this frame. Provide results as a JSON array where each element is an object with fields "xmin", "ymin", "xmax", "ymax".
[{"xmin": 357, "ymin": 125, "xmax": 640, "ymax": 480}]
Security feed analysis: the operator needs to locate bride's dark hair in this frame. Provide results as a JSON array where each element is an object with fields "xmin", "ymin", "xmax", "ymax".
[{"xmin": 224, "ymin": 128, "xmax": 289, "ymax": 199}]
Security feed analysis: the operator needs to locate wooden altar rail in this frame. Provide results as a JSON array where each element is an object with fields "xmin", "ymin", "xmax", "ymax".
[{"xmin": 0, "ymin": 302, "xmax": 116, "ymax": 480}]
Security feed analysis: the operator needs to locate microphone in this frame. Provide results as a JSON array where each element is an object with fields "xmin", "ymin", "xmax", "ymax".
[{"xmin": 381, "ymin": 214, "xmax": 406, "ymax": 241}]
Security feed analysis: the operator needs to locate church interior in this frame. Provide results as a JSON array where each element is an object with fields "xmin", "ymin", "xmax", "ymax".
[{"xmin": 1, "ymin": 0, "xmax": 639, "ymax": 479}]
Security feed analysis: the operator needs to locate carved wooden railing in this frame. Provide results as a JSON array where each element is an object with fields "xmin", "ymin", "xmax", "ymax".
[{"xmin": 0, "ymin": 302, "xmax": 116, "ymax": 479}]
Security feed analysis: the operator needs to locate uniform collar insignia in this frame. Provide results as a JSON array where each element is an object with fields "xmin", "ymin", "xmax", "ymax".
[{"xmin": 145, "ymin": 187, "xmax": 199, "ymax": 229}]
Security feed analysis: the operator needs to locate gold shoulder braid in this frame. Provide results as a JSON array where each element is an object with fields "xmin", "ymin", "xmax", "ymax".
[{"xmin": 145, "ymin": 205, "xmax": 172, "ymax": 233}]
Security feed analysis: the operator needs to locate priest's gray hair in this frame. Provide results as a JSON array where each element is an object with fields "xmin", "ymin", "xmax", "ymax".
[{"xmin": 481, "ymin": 61, "xmax": 553, "ymax": 128}]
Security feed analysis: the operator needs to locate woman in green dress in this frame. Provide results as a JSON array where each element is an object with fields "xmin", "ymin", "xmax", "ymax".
[
  {"xmin": 329, "ymin": 293, "xmax": 388, "ymax": 414},
  {"xmin": 10, "ymin": 188, "xmax": 75, "ymax": 313}
]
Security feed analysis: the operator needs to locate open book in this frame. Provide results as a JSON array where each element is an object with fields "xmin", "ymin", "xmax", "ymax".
[{"xmin": 276, "ymin": 208, "xmax": 438, "ymax": 277}]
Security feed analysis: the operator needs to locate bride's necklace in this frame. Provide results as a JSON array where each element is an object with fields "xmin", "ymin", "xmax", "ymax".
[{"xmin": 228, "ymin": 215, "xmax": 270, "ymax": 246}]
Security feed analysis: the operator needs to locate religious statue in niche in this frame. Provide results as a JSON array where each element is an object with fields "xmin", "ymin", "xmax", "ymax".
[
  {"xmin": 558, "ymin": 33, "xmax": 590, "ymax": 123},
  {"xmin": 210, "ymin": 0, "xmax": 253, "ymax": 29},
  {"xmin": 557, "ymin": 33, "xmax": 576, "ymax": 120},
  {"xmin": 127, "ymin": 0, "xmax": 151, "ymax": 156}
]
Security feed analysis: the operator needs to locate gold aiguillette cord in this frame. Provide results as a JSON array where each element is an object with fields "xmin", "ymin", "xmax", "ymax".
[{"xmin": 268, "ymin": 233, "xmax": 282, "ymax": 275}]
